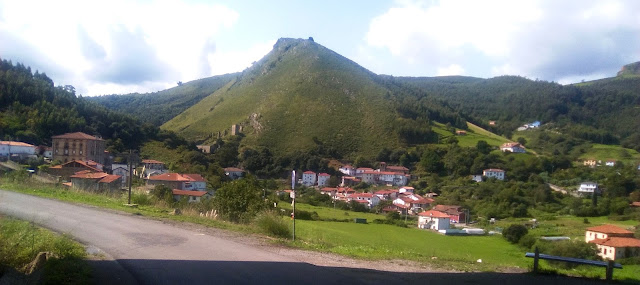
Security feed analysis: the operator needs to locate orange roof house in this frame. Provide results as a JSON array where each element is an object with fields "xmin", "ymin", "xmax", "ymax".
[{"xmin": 585, "ymin": 224, "xmax": 640, "ymax": 260}]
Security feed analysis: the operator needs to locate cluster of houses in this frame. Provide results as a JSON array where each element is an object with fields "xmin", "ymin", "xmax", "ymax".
[
  {"xmin": 585, "ymin": 224, "xmax": 640, "ymax": 261},
  {"xmin": 313, "ymin": 185, "xmax": 467, "ymax": 231},
  {"xmin": 337, "ymin": 162, "xmax": 410, "ymax": 187},
  {"xmin": 583, "ymin": 158, "xmax": 619, "ymax": 168}
]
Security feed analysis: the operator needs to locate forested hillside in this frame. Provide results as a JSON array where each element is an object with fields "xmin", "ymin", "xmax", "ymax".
[
  {"xmin": 0, "ymin": 59, "xmax": 160, "ymax": 150},
  {"xmin": 88, "ymin": 73, "xmax": 237, "ymax": 126},
  {"xmin": 393, "ymin": 75, "xmax": 640, "ymax": 151}
]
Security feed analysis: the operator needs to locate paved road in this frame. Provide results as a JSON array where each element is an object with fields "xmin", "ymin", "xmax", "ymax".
[{"xmin": 0, "ymin": 190, "xmax": 610, "ymax": 285}]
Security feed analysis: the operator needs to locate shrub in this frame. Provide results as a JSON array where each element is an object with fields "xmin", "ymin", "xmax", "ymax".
[
  {"xmin": 518, "ymin": 234, "xmax": 537, "ymax": 249},
  {"xmin": 544, "ymin": 240, "xmax": 599, "ymax": 269},
  {"xmin": 503, "ymin": 224, "xmax": 528, "ymax": 243},
  {"xmin": 255, "ymin": 211, "xmax": 291, "ymax": 238}
]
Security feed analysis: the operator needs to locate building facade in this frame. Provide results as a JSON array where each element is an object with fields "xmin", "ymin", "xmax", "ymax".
[{"xmin": 52, "ymin": 132, "xmax": 105, "ymax": 164}]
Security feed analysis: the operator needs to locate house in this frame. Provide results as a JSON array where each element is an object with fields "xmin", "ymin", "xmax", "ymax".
[
  {"xmin": 470, "ymin": 175, "xmax": 483, "ymax": 182},
  {"xmin": 317, "ymin": 173, "xmax": 330, "ymax": 187},
  {"xmin": 585, "ymin": 225, "xmax": 640, "ymax": 260},
  {"xmin": 380, "ymin": 162, "xmax": 409, "ymax": 175},
  {"xmin": 500, "ymin": 142, "xmax": 525, "ymax": 153},
  {"xmin": 489, "ymin": 121, "xmax": 496, "ymax": 126},
  {"xmin": 139, "ymin": 159, "xmax": 167, "ymax": 178},
  {"xmin": 47, "ymin": 160, "xmax": 103, "ymax": 180},
  {"xmin": 361, "ymin": 171, "xmax": 376, "ymax": 184},
  {"xmin": 70, "ymin": 170, "xmax": 121, "ymax": 192},
  {"xmin": 302, "ymin": 171, "xmax": 317, "ymax": 187},
  {"xmin": 111, "ymin": 165, "xmax": 129, "ymax": 187},
  {"xmin": 605, "ymin": 160, "xmax": 616, "ymax": 167},
  {"xmin": 399, "ymin": 186, "xmax": 414, "ymax": 193},
  {"xmin": 172, "ymin": 189, "xmax": 211, "ymax": 203},
  {"xmin": 374, "ymin": 189, "xmax": 398, "ymax": 200},
  {"xmin": 393, "ymin": 193, "xmax": 433, "ymax": 213},
  {"xmin": 418, "ymin": 210, "xmax": 450, "ymax": 231},
  {"xmin": 52, "ymin": 132, "xmax": 105, "ymax": 164},
  {"xmin": 630, "ymin": 202, "xmax": 640, "ymax": 207},
  {"xmin": 349, "ymin": 192, "xmax": 380, "ymax": 208},
  {"xmin": 340, "ymin": 176, "xmax": 360, "ymax": 186},
  {"xmin": 146, "ymin": 173, "xmax": 207, "ymax": 191},
  {"xmin": 577, "ymin": 182, "xmax": 599, "ymax": 196},
  {"xmin": 224, "ymin": 167, "xmax": 245, "ymax": 180},
  {"xmin": 355, "ymin": 167, "xmax": 374, "ymax": 178},
  {"xmin": 455, "ymin": 130, "xmax": 467, "ymax": 136},
  {"xmin": 583, "ymin": 159, "xmax": 597, "ymax": 167},
  {"xmin": 339, "ymin": 165, "xmax": 356, "ymax": 176},
  {"xmin": 432, "ymin": 205, "xmax": 467, "ymax": 223},
  {"xmin": 483, "ymin": 168, "xmax": 505, "ymax": 180},
  {"xmin": 526, "ymin": 121, "xmax": 541, "ymax": 128},
  {"xmin": 0, "ymin": 141, "xmax": 37, "ymax": 160}
]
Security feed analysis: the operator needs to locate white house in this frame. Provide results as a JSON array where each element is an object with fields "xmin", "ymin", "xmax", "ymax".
[
  {"xmin": 317, "ymin": 173, "xmax": 330, "ymax": 187},
  {"xmin": 182, "ymin": 174, "xmax": 207, "ymax": 191},
  {"xmin": 399, "ymin": 186, "xmax": 414, "ymax": 193},
  {"xmin": 578, "ymin": 182, "xmax": 599, "ymax": 196},
  {"xmin": 349, "ymin": 192, "xmax": 380, "ymax": 208},
  {"xmin": 224, "ymin": 167, "xmax": 245, "ymax": 180},
  {"xmin": 418, "ymin": 210, "xmax": 450, "ymax": 231},
  {"xmin": 361, "ymin": 171, "xmax": 376, "ymax": 184},
  {"xmin": 605, "ymin": 160, "xmax": 616, "ymax": 167},
  {"xmin": 0, "ymin": 141, "xmax": 37, "ymax": 158},
  {"xmin": 339, "ymin": 165, "xmax": 356, "ymax": 176},
  {"xmin": 500, "ymin": 143, "xmax": 526, "ymax": 153},
  {"xmin": 355, "ymin": 167, "xmax": 374, "ymax": 178},
  {"xmin": 470, "ymin": 175, "xmax": 483, "ymax": 182},
  {"xmin": 302, "ymin": 171, "xmax": 317, "ymax": 187},
  {"xmin": 111, "ymin": 165, "xmax": 129, "ymax": 187},
  {"xmin": 483, "ymin": 169, "xmax": 505, "ymax": 180}
]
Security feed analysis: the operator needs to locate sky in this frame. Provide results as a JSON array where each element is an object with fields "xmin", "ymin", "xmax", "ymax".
[{"xmin": 1, "ymin": 0, "xmax": 639, "ymax": 96}]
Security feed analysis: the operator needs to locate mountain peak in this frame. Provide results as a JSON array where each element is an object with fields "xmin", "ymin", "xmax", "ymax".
[{"xmin": 617, "ymin": 61, "xmax": 640, "ymax": 76}]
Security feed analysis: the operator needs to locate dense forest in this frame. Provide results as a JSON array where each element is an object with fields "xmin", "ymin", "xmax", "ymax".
[
  {"xmin": 392, "ymin": 75, "xmax": 640, "ymax": 150},
  {"xmin": 0, "ymin": 58, "xmax": 167, "ymax": 150}
]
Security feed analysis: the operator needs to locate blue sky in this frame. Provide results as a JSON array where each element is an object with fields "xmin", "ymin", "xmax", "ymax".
[{"xmin": 1, "ymin": 0, "xmax": 639, "ymax": 96}]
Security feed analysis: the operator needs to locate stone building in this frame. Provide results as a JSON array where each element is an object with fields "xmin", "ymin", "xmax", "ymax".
[{"xmin": 52, "ymin": 132, "xmax": 105, "ymax": 164}]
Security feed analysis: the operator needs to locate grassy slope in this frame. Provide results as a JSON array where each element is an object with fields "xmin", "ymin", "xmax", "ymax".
[
  {"xmin": 88, "ymin": 73, "xmax": 237, "ymax": 126},
  {"xmin": 432, "ymin": 122, "xmax": 510, "ymax": 147},
  {"xmin": 162, "ymin": 38, "xmax": 398, "ymax": 157},
  {"xmin": 577, "ymin": 144, "xmax": 640, "ymax": 164}
]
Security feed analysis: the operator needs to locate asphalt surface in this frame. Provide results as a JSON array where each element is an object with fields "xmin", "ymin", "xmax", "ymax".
[{"xmin": 0, "ymin": 190, "xmax": 616, "ymax": 285}]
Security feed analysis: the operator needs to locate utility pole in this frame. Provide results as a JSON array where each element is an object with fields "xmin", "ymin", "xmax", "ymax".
[
  {"xmin": 292, "ymin": 170, "xmax": 296, "ymax": 241},
  {"xmin": 128, "ymin": 149, "xmax": 133, "ymax": 205}
]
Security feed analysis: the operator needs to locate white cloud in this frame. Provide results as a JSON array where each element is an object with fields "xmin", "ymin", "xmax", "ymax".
[
  {"xmin": 437, "ymin": 64, "xmax": 465, "ymax": 76},
  {"xmin": 0, "ymin": 0, "xmax": 240, "ymax": 96},
  {"xmin": 207, "ymin": 40, "xmax": 276, "ymax": 76},
  {"xmin": 364, "ymin": 0, "xmax": 640, "ymax": 81}
]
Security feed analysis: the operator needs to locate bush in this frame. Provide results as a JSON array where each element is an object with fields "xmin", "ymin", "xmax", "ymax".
[
  {"xmin": 503, "ymin": 224, "xmax": 528, "ymax": 243},
  {"xmin": 294, "ymin": 210, "xmax": 319, "ymax": 221},
  {"xmin": 255, "ymin": 211, "xmax": 291, "ymax": 238},
  {"xmin": 518, "ymin": 234, "xmax": 537, "ymax": 249},
  {"xmin": 541, "ymin": 240, "xmax": 600, "ymax": 269}
]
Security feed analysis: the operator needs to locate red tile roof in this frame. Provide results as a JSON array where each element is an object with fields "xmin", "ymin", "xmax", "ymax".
[
  {"xmin": 590, "ymin": 237, "xmax": 640, "ymax": 248},
  {"xmin": 148, "ymin": 173, "xmax": 189, "ymax": 182},
  {"xmin": 142, "ymin": 159, "xmax": 164, "ymax": 164},
  {"xmin": 99, "ymin": 175, "xmax": 121, "ymax": 183},
  {"xmin": 631, "ymin": 202, "xmax": 640, "ymax": 207},
  {"xmin": 54, "ymin": 160, "xmax": 102, "ymax": 172},
  {"xmin": 52, "ymin": 132, "xmax": 103, "ymax": 141},
  {"xmin": 172, "ymin": 189, "xmax": 208, "ymax": 197},
  {"xmin": 318, "ymin": 173, "xmax": 330, "ymax": 176},
  {"xmin": 501, "ymin": 142, "xmax": 523, "ymax": 148},
  {"xmin": 418, "ymin": 210, "xmax": 450, "ymax": 218},
  {"xmin": 303, "ymin": 171, "xmax": 316, "ymax": 174},
  {"xmin": 586, "ymin": 225, "xmax": 634, "ymax": 235},
  {"xmin": 182, "ymin": 174, "xmax": 205, "ymax": 182},
  {"xmin": 483, "ymin": 168, "xmax": 505, "ymax": 172},
  {"xmin": 0, "ymin": 141, "xmax": 35, "ymax": 147}
]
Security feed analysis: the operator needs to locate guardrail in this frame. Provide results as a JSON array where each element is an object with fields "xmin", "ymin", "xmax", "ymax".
[{"xmin": 525, "ymin": 247, "xmax": 622, "ymax": 281}]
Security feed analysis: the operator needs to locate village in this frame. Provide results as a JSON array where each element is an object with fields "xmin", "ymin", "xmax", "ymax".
[{"xmin": 1, "ymin": 130, "xmax": 640, "ymax": 263}]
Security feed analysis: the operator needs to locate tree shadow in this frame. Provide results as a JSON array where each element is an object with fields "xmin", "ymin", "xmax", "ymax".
[{"xmin": 86, "ymin": 259, "xmax": 617, "ymax": 285}]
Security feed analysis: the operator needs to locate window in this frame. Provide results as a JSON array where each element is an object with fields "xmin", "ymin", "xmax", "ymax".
[
  {"xmin": 80, "ymin": 150, "xmax": 83, "ymax": 154},
  {"xmin": 64, "ymin": 149, "xmax": 68, "ymax": 155},
  {"xmin": 72, "ymin": 150, "xmax": 76, "ymax": 154}
]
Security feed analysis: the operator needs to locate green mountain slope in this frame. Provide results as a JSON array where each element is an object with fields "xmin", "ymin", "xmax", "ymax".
[
  {"xmin": 392, "ymin": 73, "xmax": 640, "ymax": 151},
  {"xmin": 162, "ymin": 38, "xmax": 403, "ymax": 157},
  {"xmin": 88, "ymin": 73, "xmax": 237, "ymax": 126}
]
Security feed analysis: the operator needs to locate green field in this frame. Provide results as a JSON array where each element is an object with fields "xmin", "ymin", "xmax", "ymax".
[
  {"xmin": 433, "ymin": 122, "xmax": 510, "ymax": 148},
  {"xmin": 578, "ymin": 144, "xmax": 640, "ymax": 164},
  {"xmin": 277, "ymin": 201, "xmax": 385, "ymax": 221}
]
